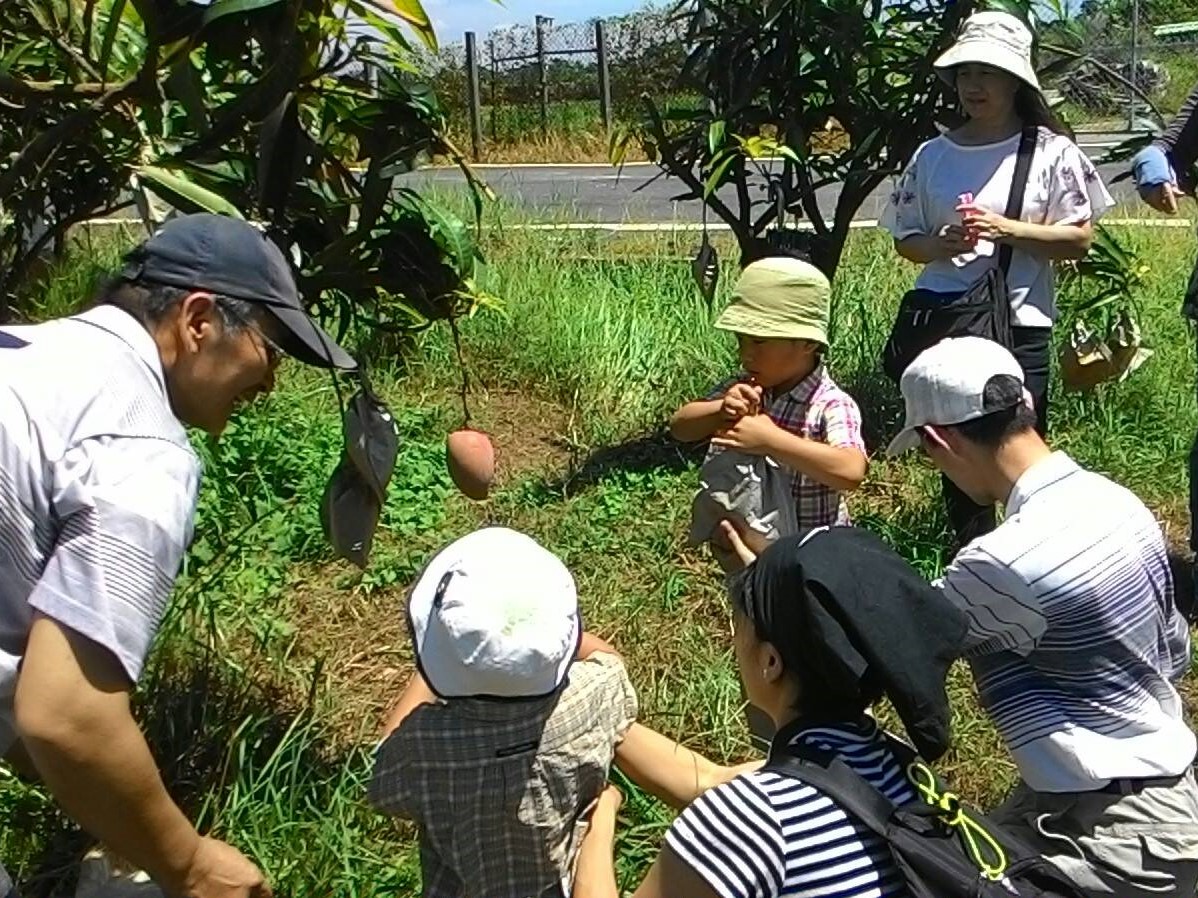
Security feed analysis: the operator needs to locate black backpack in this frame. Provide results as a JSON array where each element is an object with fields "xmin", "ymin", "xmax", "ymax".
[{"xmin": 767, "ymin": 736, "xmax": 1090, "ymax": 898}]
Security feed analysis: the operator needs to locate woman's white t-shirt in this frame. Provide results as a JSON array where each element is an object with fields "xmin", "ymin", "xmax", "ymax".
[{"xmin": 879, "ymin": 126, "xmax": 1114, "ymax": 328}]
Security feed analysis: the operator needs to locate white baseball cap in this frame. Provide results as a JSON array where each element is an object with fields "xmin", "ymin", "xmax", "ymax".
[
  {"xmin": 933, "ymin": 10, "xmax": 1041, "ymax": 92},
  {"xmin": 886, "ymin": 337, "xmax": 1028, "ymax": 456},
  {"xmin": 408, "ymin": 527, "xmax": 581, "ymax": 699}
]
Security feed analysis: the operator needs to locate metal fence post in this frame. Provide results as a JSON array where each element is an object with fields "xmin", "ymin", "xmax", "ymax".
[
  {"xmin": 595, "ymin": 19, "xmax": 612, "ymax": 133},
  {"xmin": 1128, "ymin": 0, "xmax": 1140, "ymax": 129},
  {"xmin": 536, "ymin": 14, "xmax": 550, "ymax": 139},
  {"xmin": 488, "ymin": 37, "xmax": 497, "ymax": 141},
  {"xmin": 464, "ymin": 31, "xmax": 483, "ymax": 159}
]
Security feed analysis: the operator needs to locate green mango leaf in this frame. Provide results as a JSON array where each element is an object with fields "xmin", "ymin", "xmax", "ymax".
[
  {"xmin": 96, "ymin": 0, "xmax": 130, "ymax": 81},
  {"xmin": 707, "ymin": 120, "xmax": 726, "ymax": 156},
  {"xmin": 609, "ymin": 126, "xmax": 633, "ymax": 170},
  {"xmin": 135, "ymin": 165, "xmax": 246, "ymax": 219},
  {"xmin": 390, "ymin": 0, "xmax": 438, "ymax": 52},
  {"xmin": 704, "ymin": 150, "xmax": 736, "ymax": 200}
]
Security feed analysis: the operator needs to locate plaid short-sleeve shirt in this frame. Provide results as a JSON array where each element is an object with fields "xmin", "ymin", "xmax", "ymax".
[
  {"xmin": 368, "ymin": 652, "xmax": 638, "ymax": 898},
  {"xmin": 705, "ymin": 364, "xmax": 865, "ymax": 529}
]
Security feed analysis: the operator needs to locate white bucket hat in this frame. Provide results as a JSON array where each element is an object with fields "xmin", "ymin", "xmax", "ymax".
[
  {"xmin": 408, "ymin": 527, "xmax": 581, "ymax": 699},
  {"xmin": 886, "ymin": 336, "xmax": 1031, "ymax": 456},
  {"xmin": 934, "ymin": 10, "xmax": 1041, "ymax": 92}
]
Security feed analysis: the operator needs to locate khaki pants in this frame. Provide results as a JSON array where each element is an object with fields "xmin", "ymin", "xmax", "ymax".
[{"xmin": 992, "ymin": 770, "xmax": 1198, "ymax": 897}]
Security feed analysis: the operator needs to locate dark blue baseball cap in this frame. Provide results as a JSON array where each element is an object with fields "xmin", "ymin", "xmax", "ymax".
[{"xmin": 120, "ymin": 213, "xmax": 356, "ymax": 370}]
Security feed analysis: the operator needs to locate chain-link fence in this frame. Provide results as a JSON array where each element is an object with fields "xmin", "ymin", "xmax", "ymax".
[
  {"xmin": 417, "ymin": 7, "xmax": 1198, "ymax": 158},
  {"xmin": 1044, "ymin": 13, "xmax": 1198, "ymax": 130}
]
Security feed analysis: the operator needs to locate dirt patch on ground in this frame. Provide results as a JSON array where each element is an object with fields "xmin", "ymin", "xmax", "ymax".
[{"xmin": 458, "ymin": 386, "xmax": 577, "ymax": 486}]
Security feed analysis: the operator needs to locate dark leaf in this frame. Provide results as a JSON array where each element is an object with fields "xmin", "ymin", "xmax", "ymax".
[
  {"xmin": 201, "ymin": 0, "xmax": 286, "ymax": 29},
  {"xmin": 692, "ymin": 233, "xmax": 719, "ymax": 307},
  {"xmin": 164, "ymin": 56, "xmax": 208, "ymax": 134},
  {"xmin": 257, "ymin": 91, "xmax": 300, "ymax": 220}
]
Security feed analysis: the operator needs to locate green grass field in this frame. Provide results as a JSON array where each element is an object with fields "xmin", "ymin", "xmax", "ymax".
[{"xmin": 2, "ymin": 215, "xmax": 1197, "ymax": 896}]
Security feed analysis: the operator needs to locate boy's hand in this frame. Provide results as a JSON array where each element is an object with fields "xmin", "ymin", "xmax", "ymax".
[
  {"xmin": 711, "ymin": 412, "xmax": 780, "ymax": 455},
  {"xmin": 720, "ymin": 382, "xmax": 763, "ymax": 422},
  {"xmin": 578, "ymin": 631, "xmax": 619, "ymax": 660}
]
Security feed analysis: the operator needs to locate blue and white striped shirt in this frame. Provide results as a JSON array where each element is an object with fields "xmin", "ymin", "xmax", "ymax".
[
  {"xmin": 665, "ymin": 720, "xmax": 913, "ymax": 898},
  {"xmin": 940, "ymin": 451, "xmax": 1194, "ymax": 792}
]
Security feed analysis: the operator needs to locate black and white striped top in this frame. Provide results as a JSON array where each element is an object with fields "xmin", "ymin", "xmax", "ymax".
[{"xmin": 665, "ymin": 719, "xmax": 913, "ymax": 898}]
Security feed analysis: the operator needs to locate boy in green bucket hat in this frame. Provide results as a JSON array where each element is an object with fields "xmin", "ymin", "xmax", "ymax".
[{"xmin": 673, "ymin": 256, "xmax": 868, "ymax": 560}]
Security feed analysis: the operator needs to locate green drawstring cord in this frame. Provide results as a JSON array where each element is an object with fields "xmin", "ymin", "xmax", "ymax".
[{"xmin": 907, "ymin": 762, "xmax": 1009, "ymax": 882}]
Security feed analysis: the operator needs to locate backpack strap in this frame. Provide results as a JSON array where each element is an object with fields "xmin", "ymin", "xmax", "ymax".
[
  {"xmin": 768, "ymin": 736, "xmax": 1012, "ymax": 884},
  {"xmin": 997, "ymin": 125, "xmax": 1038, "ymax": 278},
  {"xmin": 764, "ymin": 745, "xmax": 899, "ymax": 840}
]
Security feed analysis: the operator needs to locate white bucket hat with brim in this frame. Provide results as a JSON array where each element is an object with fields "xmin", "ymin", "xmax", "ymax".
[
  {"xmin": 934, "ymin": 10, "xmax": 1041, "ymax": 92},
  {"xmin": 408, "ymin": 527, "xmax": 581, "ymax": 700}
]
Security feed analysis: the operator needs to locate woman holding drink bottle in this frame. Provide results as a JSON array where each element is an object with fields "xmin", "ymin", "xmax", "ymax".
[{"xmin": 879, "ymin": 8, "xmax": 1114, "ymax": 546}]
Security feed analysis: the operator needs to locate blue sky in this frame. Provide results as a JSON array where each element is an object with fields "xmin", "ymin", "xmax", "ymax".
[{"xmin": 424, "ymin": 0, "xmax": 651, "ymax": 42}]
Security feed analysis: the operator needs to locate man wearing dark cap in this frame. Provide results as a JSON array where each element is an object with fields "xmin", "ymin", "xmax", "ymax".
[
  {"xmin": 888, "ymin": 336, "xmax": 1198, "ymax": 898},
  {"xmin": 0, "ymin": 213, "xmax": 356, "ymax": 898}
]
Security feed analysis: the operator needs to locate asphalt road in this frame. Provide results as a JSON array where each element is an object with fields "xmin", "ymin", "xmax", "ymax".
[{"xmin": 402, "ymin": 132, "xmax": 1141, "ymax": 225}]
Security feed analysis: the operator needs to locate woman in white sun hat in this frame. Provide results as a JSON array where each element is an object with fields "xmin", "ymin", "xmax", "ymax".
[{"xmin": 879, "ymin": 8, "xmax": 1114, "ymax": 549}]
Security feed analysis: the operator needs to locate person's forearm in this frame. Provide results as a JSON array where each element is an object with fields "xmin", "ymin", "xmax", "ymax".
[
  {"xmin": 572, "ymin": 794, "xmax": 621, "ymax": 898},
  {"xmin": 614, "ymin": 723, "xmax": 759, "ymax": 811},
  {"xmin": 895, "ymin": 235, "xmax": 951, "ymax": 263},
  {"xmin": 1002, "ymin": 220, "xmax": 1092, "ymax": 260},
  {"xmin": 670, "ymin": 400, "xmax": 724, "ymax": 443},
  {"xmin": 381, "ymin": 670, "xmax": 437, "ymax": 739},
  {"xmin": 14, "ymin": 631, "xmax": 201, "ymax": 894},
  {"xmin": 767, "ymin": 431, "xmax": 867, "ymax": 493}
]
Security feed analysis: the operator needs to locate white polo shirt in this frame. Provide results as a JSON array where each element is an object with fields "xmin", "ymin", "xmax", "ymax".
[
  {"xmin": 0, "ymin": 305, "xmax": 200, "ymax": 754},
  {"xmin": 938, "ymin": 451, "xmax": 1194, "ymax": 793}
]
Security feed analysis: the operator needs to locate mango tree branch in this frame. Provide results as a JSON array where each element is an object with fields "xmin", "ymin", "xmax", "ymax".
[
  {"xmin": 640, "ymin": 93, "xmax": 747, "ymax": 246},
  {"xmin": 0, "ymin": 73, "xmax": 115, "ymax": 98}
]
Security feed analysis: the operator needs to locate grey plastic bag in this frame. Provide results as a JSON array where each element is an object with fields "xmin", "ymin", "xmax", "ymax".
[{"xmin": 687, "ymin": 449, "xmax": 798, "ymax": 569}]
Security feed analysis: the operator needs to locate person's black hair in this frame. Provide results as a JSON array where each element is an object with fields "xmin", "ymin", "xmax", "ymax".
[
  {"xmin": 1015, "ymin": 82, "xmax": 1074, "ymax": 140},
  {"xmin": 949, "ymin": 374, "xmax": 1038, "ymax": 448},
  {"xmin": 729, "ymin": 565, "xmax": 881, "ymax": 718},
  {"xmin": 94, "ymin": 276, "xmax": 253, "ymax": 334}
]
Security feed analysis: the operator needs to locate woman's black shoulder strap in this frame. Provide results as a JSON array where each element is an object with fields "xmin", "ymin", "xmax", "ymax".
[{"xmin": 999, "ymin": 126, "xmax": 1039, "ymax": 275}]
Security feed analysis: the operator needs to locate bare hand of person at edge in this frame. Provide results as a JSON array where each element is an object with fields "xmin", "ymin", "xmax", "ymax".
[
  {"xmin": 175, "ymin": 837, "xmax": 272, "ymax": 898},
  {"xmin": 1142, "ymin": 182, "xmax": 1180, "ymax": 215},
  {"xmin": 720, "ymin": 382, "xmax": 763, "ymax": 423}
]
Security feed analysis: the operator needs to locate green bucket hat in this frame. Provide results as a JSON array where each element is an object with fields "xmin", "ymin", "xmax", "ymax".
[{"xmin": 715, "ymin": 256, "xmax": 830, "ymax": 344}]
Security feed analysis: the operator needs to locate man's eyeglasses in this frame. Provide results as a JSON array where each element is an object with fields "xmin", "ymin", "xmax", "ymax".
[{"xmin": 220, "ymin": 302, "xmax": 285, "ymax": 367}]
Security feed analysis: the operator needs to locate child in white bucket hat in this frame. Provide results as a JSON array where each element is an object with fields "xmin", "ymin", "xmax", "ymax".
[
  {"xmin": 368, "ymin": 526, "xmax": 637, "ymax": 898},
  {"xmin": 880, "ymin": 8, "xmax": 1113, "ymax": 549}
]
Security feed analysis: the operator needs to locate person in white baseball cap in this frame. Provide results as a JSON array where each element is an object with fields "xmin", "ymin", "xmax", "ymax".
[
  {"xmin": 367, "ymin": 526, "xmax": 637, "ymax": 898},
  {"xmin": 889, "ymin": 337, "xmax": 1198, "ymax": 898}
]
